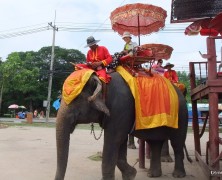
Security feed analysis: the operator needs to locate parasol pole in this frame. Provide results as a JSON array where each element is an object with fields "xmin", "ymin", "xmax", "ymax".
[{"xmin": 137, "ymin": 14, "xmax": 141, "ymax": 46}]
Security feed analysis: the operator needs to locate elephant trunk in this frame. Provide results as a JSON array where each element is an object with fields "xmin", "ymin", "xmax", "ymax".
[{"xmin": 55, "ymin": 110, "xmax": 71, "ymax": 180}]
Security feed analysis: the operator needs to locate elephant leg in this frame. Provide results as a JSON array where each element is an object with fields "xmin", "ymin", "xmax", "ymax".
[
  {"xmin": 117, "ymin": 138, "xmax": 137, "ymax": 180},
  {"xmin": 161, "ymin": 139, "xmax": 173, "ymax": 162},
  {"xmin": 147, "ymin": 140, "xmax": 164, "ymax": 177},
  {"xmin": 170, "ymin": 138, "xmax": 186, "ymax": 177},
  {"xmin": 102, "ymin": 133, "xmax": 120, "ymax": 180},
  {"xmin": 127, "ymin": 134, "xmax": 136, "ymax": 149}
]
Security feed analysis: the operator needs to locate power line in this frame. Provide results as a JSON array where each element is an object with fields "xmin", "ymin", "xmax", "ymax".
[
  {"xmin": 0, "ymin": 23, "xmax": 48, "ymax": 33},
  {"xmin": 0, "ymin": 26, "xmax": 49, "ymax": 39},
  {"xmin": 0, "ymin": 23, "xmax": 189, "ymax": 39},
  {"xmin": 0, "ymin": 5, "xmax": 191, "ymax": 38}
]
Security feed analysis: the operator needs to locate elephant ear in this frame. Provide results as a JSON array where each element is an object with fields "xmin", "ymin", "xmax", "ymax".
[{"xmin": 88, "ymin": 75, "xmax": 110, "ymax": 116}]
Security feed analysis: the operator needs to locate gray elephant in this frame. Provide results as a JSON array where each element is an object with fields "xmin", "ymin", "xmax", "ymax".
[{"xmin": 55, "ymin": 71, "xmax": 188, "ymax": 180}]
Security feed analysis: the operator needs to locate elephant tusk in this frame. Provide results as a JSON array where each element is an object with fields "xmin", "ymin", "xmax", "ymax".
[{"xmin": 88, "ymin": 75, "xmax": 102, "ymax": 102}]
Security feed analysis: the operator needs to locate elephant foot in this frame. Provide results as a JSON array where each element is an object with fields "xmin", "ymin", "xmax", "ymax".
[
  {"xmin": 172, "ymin": 168, "xmax": 186, "ymax": 178},
  {"xmin": 122, "ymin": 166, "xmax": 137, "ymax": 180},
  {"xmin": 161, "ymin": 155, "xmax": 173, "ymax": 162},
  {"xmin": 127, "ymin": 144, "xmax": 136, "ymax": 149},
  {"xmin": 147, "ymin": 168, "xmax": 162, "ymax": 177}
]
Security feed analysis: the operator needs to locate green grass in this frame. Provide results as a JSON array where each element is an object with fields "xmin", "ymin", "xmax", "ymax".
[
  {"xmin": 1, "ymin": 122, "xmax": 222, "ymax": 133},
  {"xmin": 0, "ymin": 122, "xmax": 55, "ymax": 128},
  {"xmin": 0, "ymin": 122, "xmax": 102, "ymax": 130}
]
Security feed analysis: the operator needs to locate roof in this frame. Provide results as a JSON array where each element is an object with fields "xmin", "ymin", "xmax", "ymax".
[{"xmin": 171, "ymin": 0, "xmax": 222, "ymax": 23}]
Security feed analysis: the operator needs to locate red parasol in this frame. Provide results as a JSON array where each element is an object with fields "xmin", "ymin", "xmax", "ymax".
[
  {"xmin": 184, "ymin": 13, "xmax": 222, "ymax": 37},
  {"xmin": 110, "ymin": 3, "xmax": 167, "ymax": 45},
  {"xmin": 208, "ymin": 12, "xmax": 222, "ymax": 35},
  {"xmin": 139, "ymin": 44, "xmax": 173, "ymax": 60},
  {"xmin": 123, "ymin": 43, "xmax": 173, "ymax": 67},
  {"xmin": 184, "ymin": 12, "xmax": 222, "ymax": 72}
]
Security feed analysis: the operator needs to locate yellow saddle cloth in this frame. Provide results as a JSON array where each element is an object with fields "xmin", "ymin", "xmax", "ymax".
[
  {"xmin": 62, "ymin": 69, "xmax": 94, "ymax": 104},
  {"xmin": 116, "ymin": 66, "xmax": 179, "ymax": 130}
]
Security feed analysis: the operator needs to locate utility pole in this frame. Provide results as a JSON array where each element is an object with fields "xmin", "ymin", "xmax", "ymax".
[{"xmin": 46, "ymin": 21, "xmax": 58, "ymax": 122}]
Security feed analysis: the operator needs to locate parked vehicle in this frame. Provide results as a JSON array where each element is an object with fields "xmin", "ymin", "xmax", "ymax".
[{"xmin": 188, "ymin": 109, "xmax": 203, "ymax": 123}]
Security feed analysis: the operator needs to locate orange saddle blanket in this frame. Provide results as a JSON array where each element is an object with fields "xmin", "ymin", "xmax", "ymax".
[
  {"xmin": 62, "ymin": 69, "xmax": 94, "ymax": 104},
  {"xmin": 62, "ymin": 67, "xmax": 179, "ymax": 130},
  {"xmin": 116, "ymin": 66, "xmax": 179, "ymax": 130}
]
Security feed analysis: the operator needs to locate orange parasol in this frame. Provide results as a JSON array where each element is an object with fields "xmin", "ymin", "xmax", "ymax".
[{"xmin": 110, "ymin": 3, "xmax": 167, "ymax": 45}]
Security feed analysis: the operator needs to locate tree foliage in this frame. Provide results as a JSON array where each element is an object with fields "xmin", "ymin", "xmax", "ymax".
[
  {"xmin": 177, "ymin": 71, "xmax": 191, "ymax": 102},
  {"xmin": 0, "ymin": 47, "xmax": 193, "ymax": 117},
  {"xmin": 0, "ymin": 46, "xmax": 85, "ymax": 116}
]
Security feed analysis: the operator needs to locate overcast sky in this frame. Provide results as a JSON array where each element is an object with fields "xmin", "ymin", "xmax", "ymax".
[{"xmin": 0, "ymin": 0, "xmax": 221, "ymax": 72}]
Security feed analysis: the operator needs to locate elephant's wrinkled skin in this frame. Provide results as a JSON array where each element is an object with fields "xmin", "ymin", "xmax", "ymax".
[{"xmin": 55, "ymin": 72, "xmax": 188, "ymax": 180}]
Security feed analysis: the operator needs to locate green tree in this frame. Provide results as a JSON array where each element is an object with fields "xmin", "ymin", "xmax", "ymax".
[
  {"xmin": 0, "ymin": 58, "xmax": 4, "ymax": 115},
  {"xmin": 177, "ymin": 71, "xmax": 191, "ymax": 102},
  {"xmin": 1, "ymin": 46, "xmax": 86, "ymax": 116},
  {"xmin": 1, "ymin": 52, "xmax": 41, "ymax": 112},
  {"xmin": 37, "ymin": 46, "xmax": 86, "ymax": 109}
]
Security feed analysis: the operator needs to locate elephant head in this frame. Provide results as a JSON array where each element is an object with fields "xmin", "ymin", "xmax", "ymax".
[{"xmin": 55, "ymin": 74, "xmax": 110, "ymax": 180}]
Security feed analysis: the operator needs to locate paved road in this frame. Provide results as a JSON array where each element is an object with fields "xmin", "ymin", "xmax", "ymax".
[{"xmin": 0, "ymin": 125, "xmax": 210, "ymax": 180}]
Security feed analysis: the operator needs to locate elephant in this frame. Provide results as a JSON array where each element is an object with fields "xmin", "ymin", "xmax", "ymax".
[{"xmin": 55, "ymin": 71, "xmax": 188, "ymax": 180}]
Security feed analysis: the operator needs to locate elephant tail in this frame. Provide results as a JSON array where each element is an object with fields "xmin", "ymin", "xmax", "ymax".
[{"xmin": 184, "ymin": 144, "xmax": 193, "ymax": 163}]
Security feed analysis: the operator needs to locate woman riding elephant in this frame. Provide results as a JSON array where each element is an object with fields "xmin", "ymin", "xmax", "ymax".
[{"xmin": 55, "ymin": 69, "xmax": 188, "ymax": 180}]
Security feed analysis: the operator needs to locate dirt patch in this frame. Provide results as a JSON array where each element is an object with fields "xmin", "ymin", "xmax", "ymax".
[{"xmin": 0, "ymin": 123, "xmax": 8, "ymax": 129}]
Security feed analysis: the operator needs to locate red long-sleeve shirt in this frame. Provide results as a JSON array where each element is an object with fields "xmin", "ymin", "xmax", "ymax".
[
  {"xmin": 164, "ymin": 70, "xmax": 178, "ymax": 83},
  {"xmin": 86, "ymin": 46, "xmax": 112, "ymax": 66}
]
